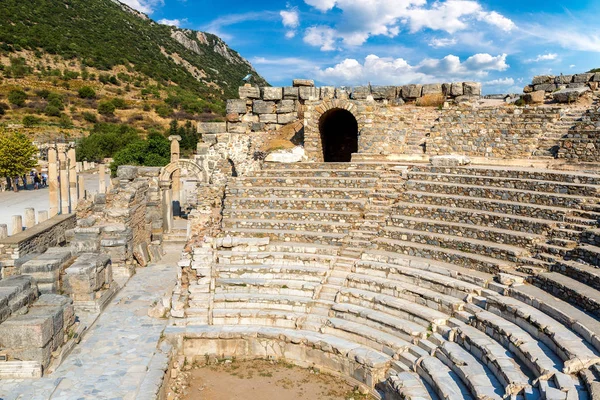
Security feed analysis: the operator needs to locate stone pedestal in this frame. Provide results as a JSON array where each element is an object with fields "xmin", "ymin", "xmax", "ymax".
[
  {"xmin": 11, "ymin": 216, "xmax": 22, "ymax": 235},
  {"xmin": 78, "ymin": 175, "xmax": 85, "ymax": 200},
  {"xmin": 38, "ymin": 211, "xmax": 48, "ymax": 223},
  {"xmin": 24, "ymin": 208, "xmax": 36, "ymax": 229},
  {"xmin": 0, "ymin": 224, "xmax": 7, "ymax": 239},
  {"xmin": 58, "ymin": 146, "xmax": 70, "ymax": 215},
  {"xmin": 68, "ymin": 147, "xmax": 78, "ymax": 210},
  {"xmin": 161, "ymin": 186, "xmax": 173, "ymax": 233},
  {"xmin": 99, "ymin": 165, "xmax": 106, "ymax": 194},
  {"xmin": 169, "ymin": 136, "xmax": 182, "ymax": 203},
  {"xmin": 48, "ymin": 147, "xmax": 59, "ymax": 217}
]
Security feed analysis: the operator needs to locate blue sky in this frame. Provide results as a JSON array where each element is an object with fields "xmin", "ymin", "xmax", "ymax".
[{"xmin": 122, "ymin": 0, "xmax": 600, "ymax": 93}]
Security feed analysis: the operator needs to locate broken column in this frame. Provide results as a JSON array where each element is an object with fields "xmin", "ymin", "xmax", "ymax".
[
  {"xmin": 68, "ymin": 145, "xmax": 78, "ymax": 210},
  {"xmin": 99, "ymin": 164, "xmax": 106, "ymax": 194},
  {"xmin": 168, "ymin": 135, "xmax": 182, "ymax": 204},
  {"xmin": 11, "ymin": 215, "xmax": 22, "ymax": 235},
  {"xmin": 0, "ymin": 224, "xmax": 7, "ymax": 239},
  {"xmin": 24, "ymin": 208, "xmax": 36, "ymax": 229},
  {"xmin": 38, "ymin": 211, "xmax": 48, "ymax": 223},
  {"xmin": 161, "ymin": 182, "xmax": 173, "ymax": 233},
  {"xmin": 48, "ymin": 146, "xmax": 59, "ymax": 217},
  {"xmin": 58, "ymin": 145, "xmax": 70, "ymax": 214},
  {"xmin": 78, "ymin": 175, "xmax": 85, "ymax": 200}
]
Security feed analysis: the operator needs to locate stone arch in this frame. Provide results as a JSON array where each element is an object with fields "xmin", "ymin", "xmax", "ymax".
[
  {"xmin": 159, "ymin": 159, "xmax": 205, "ymax": 187},
  {"xmin": 304, "ymin": 100, "xmax": 365, "ymax": 162},
  {"xmin": 319, "ymin": 108, "xmax": 359, "ymax": 162}
]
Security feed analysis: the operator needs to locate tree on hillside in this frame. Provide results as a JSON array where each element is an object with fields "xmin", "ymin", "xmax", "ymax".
[
  {"xmin": 76, "ymin": 123, "xmax": 140, "ymax": 162},
  {"xmin": 8, "ymin": 89, "xmax": 27, "ymax": 107},
  {"xmin": 0, "ymin": 131, "xmax": 38, "ymax": 192},
  {"xmin": 110, "ymin": 131, "xmax": 170, "ymax": 176}
]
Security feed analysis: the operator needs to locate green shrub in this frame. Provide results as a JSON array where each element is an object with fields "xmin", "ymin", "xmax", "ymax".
[
  {"xmin": 82, "ymin": 111, "xmax": 98, "ymax": 123},
  {"xmin": 59, "ymin": 114, "xmax": 73, "ymax": 128},
  {"xmin": 22, "ymin": 115, "xmax": 41, "ymax": 127},
  {"xmin": 111, "ymin": 97, "xmax": 126, "ymax": 109},
  {"xmin": 98, "ymin": 101, "xmax": 116, "ymax": 116},
  {"xmin": 154, "ymin": 103, "xmax": 172, "ymax": 118},
  {"xmin": 76, "ymin": 123, "xmax": 140, "ymax": 162},
  {"xmin": 78, "ymin": 86, "xmax": 96, "ymax": 99},
  {"xmin": 44, "ymin": 104, "xmax": 61, "ymax": 117},
  {"xmin": 8, "ymin": 89, "xmax": 27, "ymax": 107},
  {"xmin": 35, "ymin": 89, "xmax": 51, "ymax": 99}
]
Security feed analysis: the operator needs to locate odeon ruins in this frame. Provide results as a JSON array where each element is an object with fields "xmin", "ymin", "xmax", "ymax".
[{"xmin": 2, "ymin": 73, "xmax": 600, "ymax": 399}]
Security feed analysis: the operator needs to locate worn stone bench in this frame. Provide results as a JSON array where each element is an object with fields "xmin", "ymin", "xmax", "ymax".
[
  {"xmin": 165, "ymin": 324, "xmax": 391, "ymax": 388},
  {"xmin": 0, "ymin": 275, "xmax": 38, "ymax": 324},
  {"xmin": 223, "ymin": 208, "xmax": 363, "ymax": 223},
  {"xmin": 213, "ymin": 293, "xmax": 314, "ymax": 313},
  {"xmin": 20, "ymin": 248, "xmax": 74, "ymax": 294},
  {"xmin": 225, "ymin": 196, "xmax": 367, "ymax": 212},
  {"xmin": 416, "ymin": 355, "xmax": 475, "ymax": 399},
  {"xmin": 63, "ymin": 253, "xmax": 112, "ymax": 302},
  {"xmin": 235, "ymin": 176, "xmax": 379, "ymax": 189},
  {"xmin": 383, "ymin": 371, "xmax": 433, "ymax": 399}
]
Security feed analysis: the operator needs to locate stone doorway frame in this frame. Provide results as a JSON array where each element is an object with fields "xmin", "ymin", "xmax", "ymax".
[{"xmin": 303, "ymin": 100, "xmax": 365, "ymax": 162}]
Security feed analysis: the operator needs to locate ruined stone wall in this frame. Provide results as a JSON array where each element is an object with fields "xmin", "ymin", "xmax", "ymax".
[
  {"xmin": 559, "ymin": 106, "xmax": 600, "ymax": 162},
  {"xmin": 0, "ymin": 214, "xmax": 76, "ymax": 274},
  {"xmin": 524, "ymin": 73, "xmax": 600, "ymax": 93}
]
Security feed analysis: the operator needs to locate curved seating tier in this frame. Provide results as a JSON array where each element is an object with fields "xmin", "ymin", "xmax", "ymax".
[{"xmin": 188, "ymin": 162, "xmax": 600, "ymax": 399}]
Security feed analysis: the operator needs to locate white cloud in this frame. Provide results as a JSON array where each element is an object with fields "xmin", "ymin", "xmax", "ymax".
[
  {"xmin": 428, "ymin": 37, "xmax": 457, "ymax": 48},
  {"xmin": 302, "ymin": 0, "xmax": 515, "ymax": 50},
  {"xmin": 315, "ymin": 53, "xmax": 510, "ymax": 86},
  {"xmin": 158, "ymin": 18, "xmax": 185, "ymax": 27},
  {"xmin": 204, "ymin": 11, "xmax": 278, "ymax": 41},
  {"xmin": 251, "ymin": 56, "xmax": 321, "ymax": 82},
  {"xmin": 484, "ymin": 77, "xmax": 515, "ymax": 86},
  {"xmin": 522, "ymin": 25, "xmax": 600, "ymax": 52},
  {"xmin": 526, "ymin": 53, "xmax": 558, "ymax": 63},
  {"xmin": 477, "ymin": 11, "xmax": 515, "ymax": 32},
  {"xmin": 281, "ymin": 8, "xmax": 300, "ymax": 39},
  {"xmin": 119, "ymin": 0, "xmax": 164, "ymax": 15},
  {"xmin": 304, "ymin": 26, "xmax": 338, "ymax": 51},
  {"xmin": 570, "ymin": 64, "xmax": 576, "ymax": 68}
]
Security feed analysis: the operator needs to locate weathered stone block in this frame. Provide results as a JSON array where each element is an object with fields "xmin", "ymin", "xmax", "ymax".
[
  {"xmin": 116, "ymin": 166, "xmax": 138, "ymax": 181},
  {"xmin": 593, "ymin": 73, "xmax": 600, "ymax": 82},
  {"xmin": 336, "ymin": 88, "xmax": 349, "ymax": 99},
  {"xmin": 277, "ymin": 100, "xmax": 295, "ymax": 114},
  {"xmin": 0, "ymin": 310, "xmax": 54, "ymax": 348},
  {"xmin": 534, "ymin": 84, "xmax": 557, "ymax": 92},
  {"xmin": 283, "ymin": 87, "xmax": 299, "ymax": 99},
  {"xmin": 522, "ymin": 85, "xmax": 534, "ymax": 93},
  {"xmin": 402, "ymin": 84, "xmax": 423, "ymax": 99},
  {"xmin": 226, "ymin": 99, "xmax": 247, "ymax": 114},
  {"xmin": 238, "ymin": 86, "xmax": 260, "ymax": 99},
  {"xmin": 553, "ymin": 87, "xmax": 591, "ymax": 103},
  {"xmin": 277, "ymin": 113, "xmax": 297, "ymax": 124},
  {"xmin": 261, "ymin": 87, "xmax": 283, "ymax": 100},
  {"xmin": 299, "ymin": 87, "xmax": 320, "ymax": 100},
  {"xmin": 198, "ymin": 122, "xmax": 227, "ymax": 134},
  {"xmin": 31, "ymin": 295, "xmax": 74, "ymax": 330},
  {"xmin": 450, "ymin": 83, "xmax": 463, "ymax": 97},
  {"xmin": 252, "ymin": 100, "xmax": 276, "ymax": 114},
  {"xmin": 259, "ymin": 114, "xmax": 278, "ymax": 123},
  {"xmin": 321, "ymin": 86, "xmax": 336, "ymax": 99},
  {"xmin": 226, "ymin": 122, "xmax": 248, "ymax": 134},
  {"xmin": 442, "ymin": 83, "xmax": 451, "ymax": 96},
  {"xmin": 567, "ymin": 83, "xmax": 586, "ymax": 89},
  {"xmin": 532, "ymin": 75, "xmax": 554, "ymax": 85},
  {"xmin": 133, "ymin": 242, "xmax": 150, "ymax": 267},
  {"xmin": 523, "ymin": 90, "xmax": 545, "ymax": 104},
  {"xmin": 463, "ymin": 82, "xmax": 481, "ymax": 96},
  {"xmin": 573, "ymin": 73, "xmax": 594, "ymax": 83},
  {"xmin": 351, "ymin": 86, "xmax": 370, "ymax": 100},
  {"xmin": 555, "ymin": 75, "xmax": 573, "ymax": 84},
  {"xmin": 371, "ymin": 86, "xmax": 396, "ymax": 100},
  {"xmin": 293, "ymin": 79, "xmax": 314, "ymax": 87},
  {"xmin": 422, "ymin": 83, "xmax": 443, "ymax": 96}
]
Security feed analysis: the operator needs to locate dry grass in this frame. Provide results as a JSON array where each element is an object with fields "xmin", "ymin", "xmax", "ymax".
[{"xmin": 416, "ymin": 93, "xmax": 446, "ymax": 107}]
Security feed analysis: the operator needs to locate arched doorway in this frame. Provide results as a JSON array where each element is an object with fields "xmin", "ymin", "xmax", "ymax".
[{"xmin": 319, "ymin": 108, "xmax": 359, "ymax": 162}]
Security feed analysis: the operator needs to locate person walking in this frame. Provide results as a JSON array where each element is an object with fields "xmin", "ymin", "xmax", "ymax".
[
  {"xmin": 34, "ymin": 173, "xmax": 41, "ymax": 190},
  {"xmin": 41, "ymin": 172, "xmax": 48, "ymax": 188}
]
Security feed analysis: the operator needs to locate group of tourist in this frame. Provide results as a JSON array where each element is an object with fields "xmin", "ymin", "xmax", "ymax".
[{"xmin": 0, "ymin": 170, "xmax": 48, "ymax": 192}]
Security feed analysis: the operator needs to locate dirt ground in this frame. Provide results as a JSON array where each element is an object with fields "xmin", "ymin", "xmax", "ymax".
[{"xmin": 169, "ymin": 359, "xmax": 376, "ymax": 400}]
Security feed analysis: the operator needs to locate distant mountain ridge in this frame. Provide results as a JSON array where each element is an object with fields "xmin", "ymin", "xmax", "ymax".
[{"xmin": 0, "ymin": 0, "xmax": 268, "ymax": 101}]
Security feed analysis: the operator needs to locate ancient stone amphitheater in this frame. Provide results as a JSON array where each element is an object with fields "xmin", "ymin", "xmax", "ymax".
[
  {"xmin": 2, "ymin": 75, "xmax": 600, "ymax": 399},
  {"xmin": 165, "ymin": 77, "xmax": 600, "ymax": 400}
]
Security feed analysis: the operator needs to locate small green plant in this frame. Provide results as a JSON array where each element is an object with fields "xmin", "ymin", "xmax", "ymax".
[
  {"xmin": 111, "ymin": 97, "xmax": 127, "ymax": 109},
  {"xmin": 78, "ymin": 86, "xmax": 96, "ymax": 99},
  {"xmin": 98, "ymin": 101, "xmax": 116, "ymax": 116},
  {"xmin": 59, "ymin": 114, "xmax": 73, "ymax": 128},
  {"xmin": 8, "ymin": 89, "xmax": 27, "ymax": 107},
  {"xmin": 22, "ymin": 115, "xmax": 41, "ymax": 127},
  {"xmin": 82, "ymin": 111, "xmax": 98, "ymax": 123},
  {"xmin": 44, "ymin": 105, "xmax": 61, "ymax": 117}
]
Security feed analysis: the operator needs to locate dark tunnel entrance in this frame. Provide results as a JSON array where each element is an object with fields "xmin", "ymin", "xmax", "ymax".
[{"xmin": 318, "ymin": 108, "xmax": 359, "ymax": 162}]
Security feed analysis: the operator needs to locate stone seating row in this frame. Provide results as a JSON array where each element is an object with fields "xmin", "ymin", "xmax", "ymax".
[
  {"xmin": 224, "ymin": 196, "xmax": 366, "ymax": 212},
  {"xmin": 407, "ymin": 170, "xmax": 600, "ymax": 197},
  {"xmin": 407, "ymin": 165, "xmax": 600, "ymax": 186},
  {"xmin": 20, "ymin": 248, "xmax": 74, "ymax": 294},
  {"xmin": 222, "ymin": 209, "xmax": 363, "ymax": 223},
  {"xmin": 405, "ymin": 180, "xmax": 596, "ymax": 209},
  {"xmin": 234, "ymin": 176, "xmax": 379, "ymax": 188},
  {"xmin": 0, "ymin": 275, "xmax": 38, "ymax": 325}
]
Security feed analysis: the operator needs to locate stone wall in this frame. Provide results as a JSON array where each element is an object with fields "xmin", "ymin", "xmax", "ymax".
[
  {"xmin": 559, "ymin": 106, "xmax": 600, "ymax": 162},
  {"xmin": 524, "ymin": 72, "xmax": 600, "ymax": 93},
  {"xmin": 0, "ymin": 214, "xmax": 76, "ymax": 277}
]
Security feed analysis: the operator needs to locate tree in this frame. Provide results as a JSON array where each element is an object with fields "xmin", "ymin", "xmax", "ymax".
[
  {"xmin": 76, "ymin": 123, "xmax": 139, "ymax": 162},
  {"xmin": 78, "ymin": 86, "xmax": 96, "ymax": 99},
  {"xmin": 0, "ymin": 131, "xmax": 38, "ymax": 192},
  {"xmin": 8, "ymin": 89, "xmax": 27, "ymax": 107},
  {"xmin": 110, "ymin": 131, "xmax": 169, "ymax": 175}
]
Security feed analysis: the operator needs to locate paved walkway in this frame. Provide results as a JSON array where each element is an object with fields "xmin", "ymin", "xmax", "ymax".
[
  {"xmin": 0, "ymin": 173, "xmax": 110, "ymax": 233},
  {"xmin": 0, "ymin": 246, "xmax": 180, "ymax": 400}
]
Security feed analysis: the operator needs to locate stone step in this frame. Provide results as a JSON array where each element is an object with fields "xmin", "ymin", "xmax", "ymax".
[
  {"xmin": 386, "ymin": 371, "xmax": 433, "ymax": 399},
  {"xmin": 382, "ymin": 226, "xmax": 531, "ymax": 263},
  {"xmin": 211, "ymin": 309, "xmax": 303, "ymax": 329},
  {"xmin": 0, "ymin": 361, "xmax": 42, "ymax": 379},
  {"xmin": 416, "ymin": 356, "xmax": 475, "ymax": 400},
  {"xmin": 407, "ymin": 171, "xmax": 600, "ymax": 197},
  {"xmin": 553, "ymin": 260, "xmax": 600, "ymax": 292},
  {"xmin": 223, "ymin": 208, "xmax": 363, "ymax": 222},
  {"xmin": 220, "ymin": 228, "xmax": 347, "ymax": 246},
  {"xmin": 226, "ymin": 186, "xmax": 374, "ymax": 198},
  {"xmin": 338, "ymin": 287, "xmax": 449, "ymax": 328},
  {"xmin": 532, "ymin": 271, "xmax": 600, "ymax": 318},
  {"xmin": 233, "ymin": 176, "xmax": 379, "ymax": 188},
  {"xmin": 389, "ymin": 215, "xmax": 545, "ymax": 248},
  {"xmin": 569, "ymin": 244, "xmax": 600, "ymax": 266},
  {"xmin": 374, "ymin": 237, "xmax": 516, "ymax": 274},
  {"xmin": 222, "ymin": 218, "xmax": 352, "ymax": 232},
  {"xmin": 225, "ymin": 196, "xmax": 367, "ymax": 212},
  {"xmin": 406, "ymin": 180, "xmax": 596, "ymax": 209}
]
